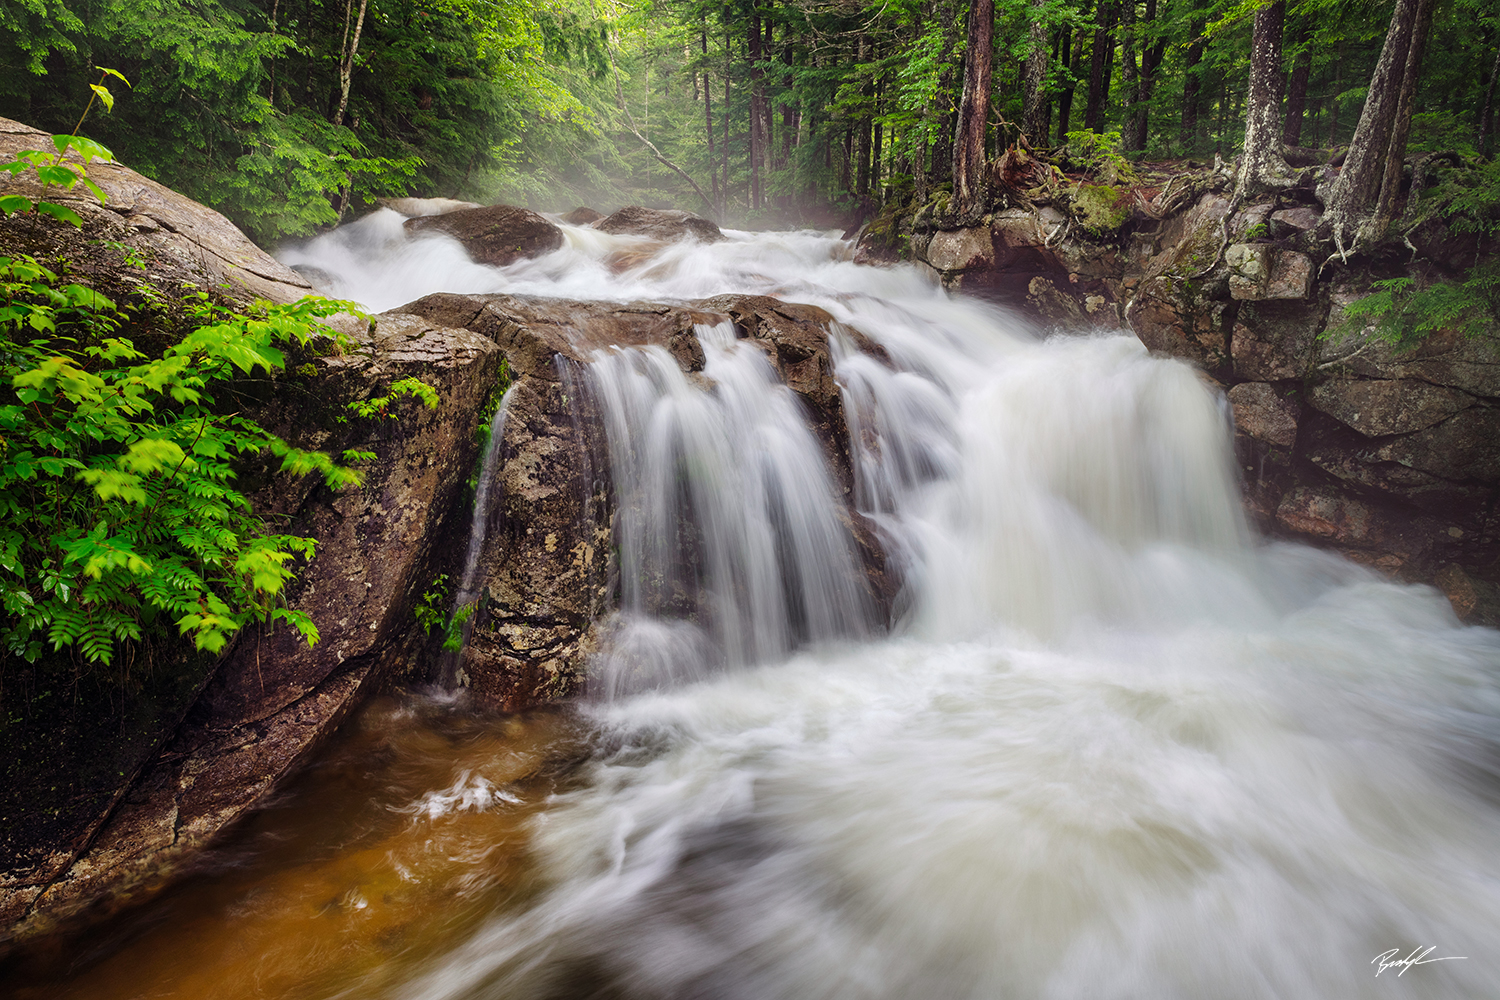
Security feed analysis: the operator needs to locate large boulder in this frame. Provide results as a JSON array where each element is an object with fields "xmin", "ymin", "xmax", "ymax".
[
  {"xmin": 404, "ymin": 204, "xmax": 565, "ymax": 266},
  {"xmin": 0, "ymin": 117, "xmax": 313, "ymax": 306},
  {"xmin": 596, "ymin": 205, "xmax": 726, "ymax": 244}
]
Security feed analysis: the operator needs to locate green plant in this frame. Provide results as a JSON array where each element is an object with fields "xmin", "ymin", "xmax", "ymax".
[
  {"xmin": 1333, "ymin": 266, "xmax": 1500, "ymax": 348},
  {"xmin": 413, "ymin": 573, "xmax": 451, "ymax": 636},
  {"xmin": 0, "ymin": 67, "xmax": 128, "ymax": 228},
  {"xmin": 0, "ymin": 254, "xmax": 369, "ymax": 666},
  {"xmin": 1061, "ymin": 130, "xmax": 1135, "ymax": 185},
  {"xmin": 346, "ymin": 376, "xmax": 440, "ymax": 420}
]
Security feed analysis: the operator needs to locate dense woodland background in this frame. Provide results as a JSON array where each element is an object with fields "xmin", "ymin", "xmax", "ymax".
[{"xmin": 1, "ymin": 0, "xmax": 1491, "ymax": 242}]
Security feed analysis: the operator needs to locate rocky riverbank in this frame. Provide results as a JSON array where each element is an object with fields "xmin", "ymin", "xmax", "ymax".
[{"xmin": 858, "ymin": 158, "xmax": 1500, "ymax": 622}]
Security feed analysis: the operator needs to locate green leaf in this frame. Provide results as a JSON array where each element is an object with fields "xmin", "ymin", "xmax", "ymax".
[
  {"xmin": 89, "ymin": 84, "xmax": 115, "ymax": 114},
  {"xmin": 35, "ymin": 202, "xmax": 84, "ymax": 227}
]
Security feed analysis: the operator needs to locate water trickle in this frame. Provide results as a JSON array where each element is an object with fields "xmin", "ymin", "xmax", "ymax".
[{"xmin": 441, "ymin": 383, "xmax": 515, "ymax": 684}]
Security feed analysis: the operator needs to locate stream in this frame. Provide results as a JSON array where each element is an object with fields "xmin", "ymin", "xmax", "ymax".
[{"xmin": 8, "ymin": 214, "xmax": 1500, "ymax": 999}]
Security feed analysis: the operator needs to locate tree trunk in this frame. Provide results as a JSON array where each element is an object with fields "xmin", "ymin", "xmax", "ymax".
[
  {"xmin": 1481, "ymin": 46, "xmax": 1500, "ymax": 157},
  {"xmin": 953, "ymin": 0, "xmax": 994, "ymax": 220},
  {"xmin": 1323, "ymin": 0, "xmax": 1434, "ymax": 249},
  {"xmin": 333, "ymin": 0, "xmax": 370, "ymax": 128},
  {"xmin": 703, "ymin": 25, "xmax": 719, "ymax": 210},
  {"xmin": 1130, "ymin": 0, "xmax": 1164, "ymax": 151},
  {"xmin": 1235, "ymin": 0, "xmax": 1287, "ymax": 194},
  {"xmin": 1085, "ymin": 2, "xmax": 1113, "ymax": 131},
  {"xmin": 1057, "ymin": 29, "xmax": 1081, "ymax": 143},
  {"xmin": 1372, "ymin": 0, "xmax": 1436, "ymax": 231},
  {"xmin": 1182, "ymin": 18, "xmax": 1205, "ymax": 147},
  {"xmin": 1282, "ymin": 17, "xmax": 1312, "ymax": 146},
  {"xmin": 1022, "ymin": 0, "xmax": 1050, "ymax": 143},
  {"xmin": 1119, "ymin": 0, "xmax": 1140, "ymax": 150},
  {"xmin": 749, "ymin": 10, "xmax": 764, "ymax": 210}
]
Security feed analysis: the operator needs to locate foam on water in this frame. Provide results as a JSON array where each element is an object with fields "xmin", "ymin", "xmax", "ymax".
[{"xmin": 282, "ymin": 212, "xmax": 1500, "ymax": 999}]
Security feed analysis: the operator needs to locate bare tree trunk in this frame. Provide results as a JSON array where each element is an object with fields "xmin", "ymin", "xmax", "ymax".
[
  {"xmin": 1236, "ymin": 0, "xmax": 1288, "ymax": 194},
  {"xmin": 749, "ymin": 10, "xmax": 763, "ymax": 210},
  {"xmin": 1323, "ymin": 0, "xmax": 1434, "ymax": 250},
  {"xmin": 1131, "ymin": 0, "xmax": 1165, "ymax": 151},
  {"xmin": 932, "ymin": 0, "xmax": 960, "ymax": 184},
  {"xmin": 1372, "ymin": 0, "xmax": 1436, "ymax": 231},
  {"xmin": 1022, "ymin": 0, "xmax": 1050, "ymax": 143},
  {"xmin": 1282, "ymin": 17, "xmax": 1312, "ymax": 146},
  {"xmin": 1057, "ymin": 29, "xmax": 1081, "ymax": 143},
  {"xmin": 703, "ymin": 25, "xmax": 719, "ymax": 210},
  {"xmin": 1182, "ymin": 18, "xmax": 1205, "ymax": 147},
  {"xmin": 1480, "ymin": 46, "xmax": 1500, "ymax": 157},
  {"xmin": 1085, "ymin": 1, "xmax": 1114, "ymax": 131},
  {"xmin": 856, "ymin": 36, "xmax": 873, "ymax": 203},
  {"xmin": 953, "ymin": 0, "xmax": 994, "ymax": 220},
  {"xmin": 1119, "ymin": 0, "xmax": 1139, "ymax": 150},
  {"xmin": 334, "ymin": 0, "xmax": 370, "ymax": 128}
]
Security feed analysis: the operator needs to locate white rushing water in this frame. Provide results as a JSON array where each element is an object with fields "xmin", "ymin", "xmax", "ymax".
[{"xmin": 286, "ymin": 213, "xmax": 1500, "ymax": 999}]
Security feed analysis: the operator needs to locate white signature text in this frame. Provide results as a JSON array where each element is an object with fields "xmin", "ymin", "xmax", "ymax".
[{"xmin": 1372, "ymin": 947, "xmax": 1468, "ymax": 977}]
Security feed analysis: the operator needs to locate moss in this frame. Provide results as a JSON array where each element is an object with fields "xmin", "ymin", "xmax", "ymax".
[
  {"xmin": 1071, "ymin": 183, "xmax": 1130, "ymax": 236},
  {"xmin": 297, "ymin": 362, "xmax": 318, "ymax": 377}
]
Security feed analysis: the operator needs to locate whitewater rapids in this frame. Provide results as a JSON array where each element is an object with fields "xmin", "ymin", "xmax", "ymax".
[{"xmin": 278, "ymin": 212, "xmax": 1500, "ymax": 1000}]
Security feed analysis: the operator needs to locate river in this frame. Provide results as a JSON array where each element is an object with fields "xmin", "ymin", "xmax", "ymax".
[{"xmin": 8, "ymin": 215, "xmax": 1499, "ymax": 999}]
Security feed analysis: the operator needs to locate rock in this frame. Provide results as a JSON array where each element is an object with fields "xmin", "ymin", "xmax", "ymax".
[
  {"xmin": 1226, "ymin": 243, "xmax": 1273, "ymax": 299},
  {"xmin": 1228, "ymin": 382, "xmax": 1300, "ymax": 447},
  {"xmin": 1309, "ymin": 378, "xmax": 1475, "ymax": 437},
  {"xmin": 1271, "ymin": 206, "xmax": 1321, "ymax": 231},
  {"xmin": 1372, "ymin": 406, "xmax": 1500, "ymax": 482},
  {"xmin": 596, "ymin": 205, "xmax": 725, "ymax": 243},
  {"xmin": 0, "ymin": 116, "xmax": 313, "ymax": 305},
  {"xmin": 378, "ymin": 197, "xmax": 483, "ymax": 217},
  {"xmin": 2, "ymin": 308, "xmax": 504, "ymax": 942},
  {"xmin": 1126, "ymin": 193, "xmax": 1234, "ymax": 371},
  {"xmin": 1231, "ymin": 299, "xmax": 1329, "ymax": 380},
  {"xmin": 561, "ymin": 206, "xmax": 605, "ymax": 225},
  {"xmin": 404, "ymin": 204, "xmax": 565, "ymax": 266},
  {"xmin": 1434, "ymin": 564, "xmax": 1500, "ymax": 626},
  {"xmin": 926, "ymin": 225, "xmax": 995, "ymax": 271},
  {"xmin": 1228, "ymin": 246, "xmax": 1310, "ymax": 300},
  {"xmin": 1275, "ymin": 486, "xmax": 1378, "ymax": 545}
]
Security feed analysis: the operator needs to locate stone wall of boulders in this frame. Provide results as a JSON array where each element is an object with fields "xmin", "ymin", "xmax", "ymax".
[{"xmin": 866, "ymin": 175, "xmax": 1500, "ymax": 622}]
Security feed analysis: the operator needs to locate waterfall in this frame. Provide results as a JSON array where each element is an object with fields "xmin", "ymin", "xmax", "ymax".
[
  {"xmin": 235, "ymin": 219, "xmax": 1500, "ymax": 1000},
  {"xmin": 587, "ymin": 321, "xmax": 873, "ymax": 697}
]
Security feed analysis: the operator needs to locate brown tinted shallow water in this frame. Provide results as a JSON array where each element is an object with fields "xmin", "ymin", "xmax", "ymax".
[{"xmin": 2, "ymin": 693, "xmax": 596, "ymax": 1000}]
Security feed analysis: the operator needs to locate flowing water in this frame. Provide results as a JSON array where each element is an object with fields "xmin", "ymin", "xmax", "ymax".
[{"xmin": 9, "ymin": 214, "xmax": 1500, "ymax": 999}]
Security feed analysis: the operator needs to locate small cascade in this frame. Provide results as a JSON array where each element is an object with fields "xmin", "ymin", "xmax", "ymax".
[
  {"xmin": 586, "ymin": 320, "xmax": 873, "ymax": 696},
  {"xmin": 440, "ymin": 384, "xmax": 516, "ymax": 686}
]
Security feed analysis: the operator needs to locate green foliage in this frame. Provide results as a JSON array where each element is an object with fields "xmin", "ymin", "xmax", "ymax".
[
  {"xmin": 1061, "ymin": 130, "xmax": 1134, "ymax": 185},
  {"xmin": 0, "ymin": 254, "xmax": 368, "ymax": 667},
  {"xmin": 346, "ymin": 375, "xmax": 441, "ymax": 420},
  {"xmin": 1337, "ymin": 267, "xmax": 1500, "ymax": 347},
  {"xmin": 413, "ymin": 572, "xmax": 450, "ymax": 635}
]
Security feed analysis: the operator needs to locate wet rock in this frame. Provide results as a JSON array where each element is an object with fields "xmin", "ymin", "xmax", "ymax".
[
  {"xmin": 1309, "ymin": 378, "xmax": 1475, "ymax": 437},
  {"xmin": 561, "ymin": 206, "xmax": 605, "ymax": 225},
  {"xmin": 1228, "ymin": 382, "xmax": 1300, "ymax": 447},
  {"xmin": 596, "ymin": 205, "xmax": 725, "ymax": 244},
  {"xmin": 926, "ymin": 226, "xmax": 994, "ymax": 270},
  {"xmin": 404, "ymin": 204, "xmax": 565, "ymax": 266},
  {"xmin": 1275, "ymin": 486, "xmax": 1378, "ymax": 545},
  {"xmin": 1435, "ymin": 564, "xmax": 1500, "ymax": 626},
  {"xmin": 379, "ymin": 197, "xmax": 483, "ymax": 217}
]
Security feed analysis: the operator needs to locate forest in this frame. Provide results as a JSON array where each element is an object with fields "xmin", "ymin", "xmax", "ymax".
[{"xmin": 0, "ymin": 0, "xmax": 1487, "ymax": 242}]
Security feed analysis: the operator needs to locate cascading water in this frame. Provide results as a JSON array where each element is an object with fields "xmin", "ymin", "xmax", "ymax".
[
  {"xmin": 17, "ymin": 214, "xmax": 1499, "ymax": 1000},
  {"xmin": 586, "ymin": 320, "xmax": 873, "ymax": 696}
]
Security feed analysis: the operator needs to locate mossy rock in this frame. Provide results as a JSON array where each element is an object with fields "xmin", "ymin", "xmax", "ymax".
[{"xmin": 1070, "ymin": 183, "xmax": 1130, "ymax": 236}]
